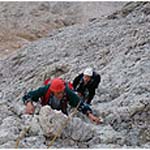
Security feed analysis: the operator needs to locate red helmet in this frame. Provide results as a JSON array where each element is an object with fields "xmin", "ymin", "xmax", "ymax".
[{"xmin": 50, "ymin": 78, "xmax": 65, "ymax": 92}]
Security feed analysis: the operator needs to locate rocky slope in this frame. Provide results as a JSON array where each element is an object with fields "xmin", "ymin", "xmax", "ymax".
[
  {"xmin": 0, "ymin": 2, "xmax": 124, "ymax": 59},
  {"xmin": 0, "ymin": 2, "xmax": 150, "ymax": 148}
]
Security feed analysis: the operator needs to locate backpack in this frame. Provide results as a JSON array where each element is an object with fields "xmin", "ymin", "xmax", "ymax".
[
  {"xmin": 41, "ymin": 78, "xmax": 74, "ymax": 109},
  {"xmin": 41, "ymin": 78, "xmax": 52, "ymax": 106}
]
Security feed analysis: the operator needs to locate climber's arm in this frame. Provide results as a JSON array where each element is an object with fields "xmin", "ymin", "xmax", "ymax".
[
  {"xmin": 22, "ymin": 85, "xmax": 49, "ymax": 114},
  {"xmin": 22, "ymin": 85, "xmax": 49, "ymax": 104},
  {"xmin": 73, "ymin": 73, "xmax": 83, "ymax": 90},
  {"xmin": 66, "ymin": 86, "xmax": 102, "ymax": 124},
  {"xmin": 66, "ymin": 85, "xmax": 92, "ymax": 114}
]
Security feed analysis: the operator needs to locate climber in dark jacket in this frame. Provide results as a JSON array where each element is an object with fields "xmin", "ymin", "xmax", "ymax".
[
  {"xmin": 22, "ymin": 78, "xmax": 102, "ymax": 124},
  {"xmin": 73, "ymin": 67, "xmax": 101, "ymax": 104}
]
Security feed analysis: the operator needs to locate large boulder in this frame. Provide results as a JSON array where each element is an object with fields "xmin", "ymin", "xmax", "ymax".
[{"xmin": 38, "ymin": 106, "xmax": 95, "ymax": 142}]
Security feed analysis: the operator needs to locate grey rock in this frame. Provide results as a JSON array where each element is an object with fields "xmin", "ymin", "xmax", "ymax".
[
  {"xmin": 90, "ymin": 143, "xmax": 122, "ymax": 148},
  {"xmin": 11, "ymin": 101, "xmax": 26, "ymax": 116},
  {"xmin": 141, "ymin": 142, "xmax": 150, "ymax": 148},
  {"xmin": 39, "ymin": 105, "xmax": 67, "ymax": 137},
  {"xmin": 30, "ymin": 115, "xmax": 43, "ymax": 136},
  {"xmin": 19, "ymin": 136, "xmax": 46, "ymax": 148},
  {"xmin": 0, "ymin": 2, "xmax": 124, "ymax": 58},
  {"xmin": 0, "ymin": 127, "xmax": 18, "ymax": 145},
  {"xmin": 95, "ymin": 125, "xmax": 124, "ymax": 144},
  {"xmin": 62, "ymin": 117, "xmax": 95, "ymax": 142},
  {"xmin": 0, "ymin": 1, "xmax": 150, "ymax": 148},
  {"xmin": 0, "ymin": 141, "xmax": 16, "ymax": 148},
  {"xmin": 21, "ymin": 114, "xmax": 33, "ymax": 126},
  {"xmin": 39, "ymin": 106, "xmax": 95, "ymax": 143},
  {"xmin": 1, "ymin": 116, "xmax": 21, "ymax": 128}
]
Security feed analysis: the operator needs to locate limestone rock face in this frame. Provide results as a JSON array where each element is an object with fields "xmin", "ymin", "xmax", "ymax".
[
  {"xmin": 0, "ymin": 2, "xmax": 150, "ymax": 148},
  {"xmin": 0, "ymin": 2, "xmax": 124, "ymax": 58},
  {"xmin": 39, "ymin": 106, "xmax": 67, "ymax": 137},
  {"xmin": 38, "ymin": 106, "xmax": 95, "ymax": 142}
]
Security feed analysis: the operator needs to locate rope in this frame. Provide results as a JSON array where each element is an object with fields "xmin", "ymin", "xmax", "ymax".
[
  {"xmin": 47, "ymin": 101, "xmax": 81, "ymax": 148},
  {"xmin": 15, "ymin": 101, "xmax": 81, "ymax": 148},
  {"xmin": 15, "ymin": 126, "xmax": 31, "ymax": 148}
]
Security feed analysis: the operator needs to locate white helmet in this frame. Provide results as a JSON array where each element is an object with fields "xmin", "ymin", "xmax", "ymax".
[{"xmin": 83, "ymin": 67, "xmax": 93, "ymax": 76}]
